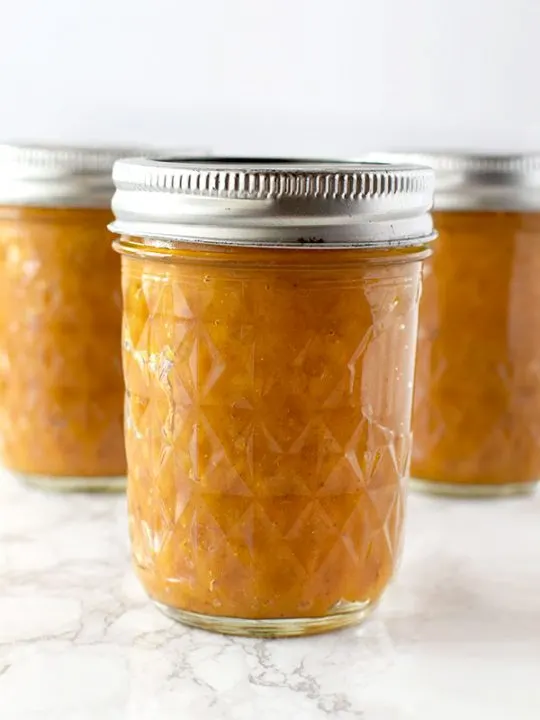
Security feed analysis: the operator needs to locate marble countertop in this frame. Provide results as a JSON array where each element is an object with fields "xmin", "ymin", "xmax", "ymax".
[{"xmin": 0, "ymin": 473, "xmax": 539, "ymax": 720}]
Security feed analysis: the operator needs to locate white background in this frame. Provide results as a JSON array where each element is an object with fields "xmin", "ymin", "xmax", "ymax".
[{"xmin": 0, "ymin": 0, "xmax": 539, "ymax": 156}]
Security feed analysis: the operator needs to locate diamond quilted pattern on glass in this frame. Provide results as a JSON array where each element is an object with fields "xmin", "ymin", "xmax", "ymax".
[
  {"xmin": 412, "ymin": 215, "xmax": 540, "ymax": 487},
  {"xmin": 123, "ymin": 250, "xmax": 422, "ymax": 619},
  {"xmin": 0, "ymin": 211, "xmax": 125, "ymax": 478}
]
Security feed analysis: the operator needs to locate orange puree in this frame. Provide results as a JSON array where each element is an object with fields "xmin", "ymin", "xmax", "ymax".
[
  {"xmin": 119, "ymin": 239, "xmax": 425, "ymax": 620},
  {"xmin": 413, "ymin": 211, "xmax": 540, "ymax": 488},
  {"xmin": 0, "ymin": 206, "xmax": 125, "ymax": 479}
]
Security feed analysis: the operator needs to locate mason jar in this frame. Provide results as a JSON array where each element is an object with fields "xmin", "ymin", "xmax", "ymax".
[
  {"xmin": 111, "ymin": 157, "xmax": 435, "ymax": 637},
  {"xmin": 0, "ymin": 144, "xmax": 136, "ymax": 491},
  {"xmin": 380, "ymin": 152, "xmax": 540, "ymax": 496}
]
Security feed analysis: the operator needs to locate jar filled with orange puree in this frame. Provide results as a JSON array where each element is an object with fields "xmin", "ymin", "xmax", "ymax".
[
  {"xmin": 0, "ymin": 144, "xmax": 132, "ymax": 491},
  {"xmin": 382, "ymin": 152, "xmax": 540, "ymax": 496},
  {"xmin": 110, "ymin": 157, "xmax": 435, "ymax": 637}
]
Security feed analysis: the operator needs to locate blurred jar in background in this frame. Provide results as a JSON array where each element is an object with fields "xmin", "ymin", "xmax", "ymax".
[
  {"xmin": 0, "ymin": 145, "xmax": 133, "ymax": 491},
  {"xmin": 382, "ymin": 152, "xmax": 540, "ymax": 496},
  {"xmin": 111, "ymin": 157, "xmax": 435, "ymax": 637}
]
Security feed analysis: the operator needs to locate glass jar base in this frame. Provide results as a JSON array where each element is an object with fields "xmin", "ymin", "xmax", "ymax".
[
  {"xmin": 154, "ymin": 600, "xmax": 374, "ymax": 638},
  {"xmin": 410, "ymin": 477, "xmax": 538, "ymax": 498},
  {"xmin": 13, "ymin": 470, "xmax": 126, "ymax": 493}
]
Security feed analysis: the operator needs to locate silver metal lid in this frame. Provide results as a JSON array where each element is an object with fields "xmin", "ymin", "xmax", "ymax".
[
  {"xmin": 110, "ymin": 157, "xmax": 435, "ymax": 248},
  {"xmin": 367, "ymin": 152, "xmax": 540, "ymax": 211},
  {"xmin": 0, "ymin": 144, "xmax": 141, "ymax": 208}
]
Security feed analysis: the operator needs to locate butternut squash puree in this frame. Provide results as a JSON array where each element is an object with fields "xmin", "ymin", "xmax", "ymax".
[
  {"xmin": 0, "ymin": 207, "xmax": 125, "ymax": 478},
  {"xmin": 413, "ymin": 211, "xmax": 540, "ymax": 487},
  {"xmin": 120, "ymin": 240, "xmax": 425, "ymax": 619}
]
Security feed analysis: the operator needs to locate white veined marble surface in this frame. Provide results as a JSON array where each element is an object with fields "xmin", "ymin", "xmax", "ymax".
[{"xmin": 0, "ymin": 470, "xmax": 538, "ymax": 720}]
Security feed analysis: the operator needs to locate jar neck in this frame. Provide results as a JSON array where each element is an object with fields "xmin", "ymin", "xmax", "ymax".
[{"xmin": 113, "ymin": 233, "xmax": 432, "ymax": 267}]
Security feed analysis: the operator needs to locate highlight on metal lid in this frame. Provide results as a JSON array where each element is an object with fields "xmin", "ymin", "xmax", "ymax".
[
  {"xmin": 0, "ymin": 143, "xmax": 144, "ymax": 208},
  {"xmin": 367, "ymin": 151, "xmax": 540, "ymax": 211},
  {"xmin": 110, "ymin": 156, "xmax": 436, "ymax": 248}
]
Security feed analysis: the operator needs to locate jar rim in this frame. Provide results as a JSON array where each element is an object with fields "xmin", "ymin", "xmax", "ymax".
[
  {"xmin": 0, "ymin": 143, "xmax": 149, "ymax": 208},
  {"xmin": 366, "ymin": 151, "xmax": 540, "ymax": 211},
  {"xmin": 109, "ymin": 156, "xmax": 436, "ymax": 249}
]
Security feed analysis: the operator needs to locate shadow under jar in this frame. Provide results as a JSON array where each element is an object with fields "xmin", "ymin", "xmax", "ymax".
[
  {"xmin": 0, "ymin": 145, "xmax": 133, "ymax": 491},
  {"xmin": 381, "ymin": 152, "xmax": 540, "ymax": 497},
  {"xmin": 111, "ymin": 157, "xmax": 435, "ymax": 637}
]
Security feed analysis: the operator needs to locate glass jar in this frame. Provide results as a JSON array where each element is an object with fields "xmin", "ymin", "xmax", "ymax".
[
  {"xmin": 111, "ymin": 157, "xmax": 435, "ymax": 637},
  {"xmin": 0, "ymin": 144, "xmax": 134, "ymax": 491},
  {"xmin": 381, "ymin": 152, "xmax": 540, "ymax": 496}
]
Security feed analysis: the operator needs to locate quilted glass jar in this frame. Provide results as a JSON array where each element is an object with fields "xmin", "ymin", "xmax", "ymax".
[
  {"xmin": 383, "ymin": 152, "xmax": 540, "ymax": 496},
  {"xmin": 111, "ymin": 157, "xmax": 435, "ymax": 637},
  {"xmin": 0, "ymin": 145, "xmax": 132, "ymax": 491}
]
